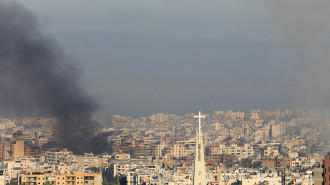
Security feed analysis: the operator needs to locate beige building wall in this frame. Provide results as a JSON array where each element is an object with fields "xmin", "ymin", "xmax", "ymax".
[
  {"xmin": 13, "ymin": 140, "xmax": 24, "ymax": 158},
  {"xmin": 271, "ymin": 124, "xmax": 281, "ymax": 138},
  {"xmin": 0, "ymin": 142, "xmax": 3, "ymax": 159},
  {"xmin": 0, "ymin": 141, "xmax": 11, "ymax": 159},
  {"xmin": 20, "ymin": 170, "xmax": 102, "ymax": 185}
]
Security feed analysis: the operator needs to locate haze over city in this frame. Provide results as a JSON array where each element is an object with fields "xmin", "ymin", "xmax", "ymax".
[
  {"xmin": 5, "ymin": 0, "xmax": 330, "ymax": 116},
  {"xmin": 1, "ymin": 1, "xmax": 330, "ymax": 185}
]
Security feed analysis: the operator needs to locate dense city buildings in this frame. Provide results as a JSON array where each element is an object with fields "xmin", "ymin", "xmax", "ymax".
[
  {"xmin": 20, "ymin": 170, "xmax": 102, "ymax": 185},
  {"xmin": 0, "ymin": 109, "xmax": 329, "ymax": 184},
  {"xmin": 324, "ymin": 152, "xmax": 330, "ymax": 185}
]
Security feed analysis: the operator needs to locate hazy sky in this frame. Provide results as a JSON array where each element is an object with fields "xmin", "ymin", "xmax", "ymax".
[{"xmin": 12, "ymin": 0, "xmax": 329, "ymax": 116}]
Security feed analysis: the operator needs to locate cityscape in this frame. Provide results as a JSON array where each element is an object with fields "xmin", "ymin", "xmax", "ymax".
[
  {"xmin": 1, "ymin": 0, "xmax": 330, "ymax": 185},
  {"xmin": 0, "ymin": 108, "xmax": 329, "ymax": 184}
]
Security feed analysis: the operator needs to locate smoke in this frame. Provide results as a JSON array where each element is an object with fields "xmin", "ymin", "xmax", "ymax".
[
  {"xmin": 0, "ymin": 1, "xmax": 110, "ymax": 154},
  {"xmin": 267, "ymin": 0, "xmax": 330, "ymax": 154},
  {"xmin": 267, "ymin": 0, "xmax": 330, "ymax": 108}
]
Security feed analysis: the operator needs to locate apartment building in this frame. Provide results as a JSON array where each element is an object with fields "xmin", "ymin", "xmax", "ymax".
[
  {"xmin": 324, "ymin": 152, "xmax": 330, "ymax": 185},
  {"xmin": 205, "ymin": 143, "xmax": 253, "ymax": 160},
  {"xmin": 260, "ymin": 147, "xmax": 279, "ymax": 159},
  {"xmin": 20, "ymin": 170, "xmax": 102, "ymax": 185},
  {"xmin": 45, "ymin": 149, "xmax": 73, "ymax": 164}
]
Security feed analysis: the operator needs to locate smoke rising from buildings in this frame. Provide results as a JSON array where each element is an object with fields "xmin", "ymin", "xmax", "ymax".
[{"xmin": 0, "ymin": 2, "xmax": 110, "ymax": 154}]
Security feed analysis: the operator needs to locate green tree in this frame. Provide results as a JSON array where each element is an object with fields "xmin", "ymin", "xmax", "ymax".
[
  {"xmin": 119, "ymin": 174, "xmax": 127, "ymax": 185},
  {"xmin": 6, "ymin": 178, "xmax": 19, "ymax": 185},
  {"xmin": 105, "ymin": 174, "xmax": 126, "ymax": 185},
  {"xmin": 113, "ymin": 175, "xmax": 119, "ymax": 184},
  {"xmin": 102, "ymin": 175, "xmax": 110, "ymax": 185}
]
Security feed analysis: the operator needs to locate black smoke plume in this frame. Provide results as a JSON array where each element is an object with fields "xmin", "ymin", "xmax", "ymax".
[{"xmin": 0, "ymin": 2, "xmax": 110, "ymax": 154}]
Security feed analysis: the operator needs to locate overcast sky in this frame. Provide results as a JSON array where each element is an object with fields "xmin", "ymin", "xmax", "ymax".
[{"xmin": 12, "ymin": 0, "xmax": 330, "ymax": 116}]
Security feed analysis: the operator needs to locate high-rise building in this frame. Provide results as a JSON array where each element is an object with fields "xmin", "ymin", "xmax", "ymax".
[
  {"xmin": 313, "ymin": 160, "xmax": 323, "ymax": 185},
  {"xmin": 9, "ymin": 131, "xmax": 25, "ymax": 158},
  {"xmin": 324, "ymin": 152, "xmax": 330, "ymax": 185},
  {"xmin": 0, "ymin": 141, "xmax": 11, "ymax": 159},
  {"xmin": 193, "ymin": 111, "xmax": 207, "ymax": 185},
  {"xmin": 12, "ymin": 140, "xmax": 24, "ymax": 158}
]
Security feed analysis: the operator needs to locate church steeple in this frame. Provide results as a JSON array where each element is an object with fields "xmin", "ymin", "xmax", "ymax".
[{"xmin": 193, "ymin": 111, "xmax": 207, "ymax": 185}]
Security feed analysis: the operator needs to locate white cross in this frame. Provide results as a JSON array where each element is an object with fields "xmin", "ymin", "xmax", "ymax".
[{"xmin": 194, "ymin": 111, "xmax": 205, "ymax": 134}]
